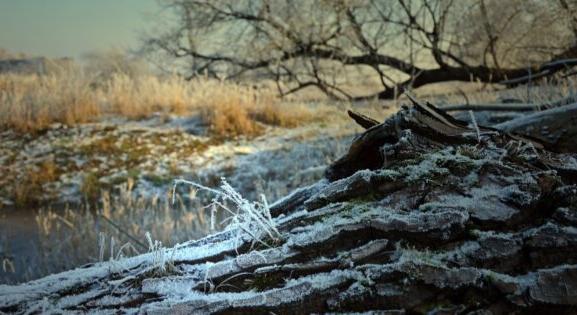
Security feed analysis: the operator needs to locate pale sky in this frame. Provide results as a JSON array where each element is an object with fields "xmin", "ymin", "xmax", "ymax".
[{"xmin": 0, "ymin": 0, "xmax": 161, "ymax": 59}]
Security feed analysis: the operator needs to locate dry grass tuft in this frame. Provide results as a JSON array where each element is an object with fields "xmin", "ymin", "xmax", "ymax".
[
  {"xmin": 0, "ymin": 72, "xmax": 100, "ymax": 132},
  {"xmin": 201, "ymin": 100, "xmax": 263, "ymax": 138},
  {"xmin": 106, "ymin": 74, "xmax": 191, "ymax": 119},
  {"xmin": 252, "ymin": 102, "xmax": 317, "ymax": 128},
  {"xmin": 196, "ymin": 82, "xmax": 330, "ymax": 137},
  {"xmin": 193, "ymin": 80, "xmax": 264, "ymax": 138}
]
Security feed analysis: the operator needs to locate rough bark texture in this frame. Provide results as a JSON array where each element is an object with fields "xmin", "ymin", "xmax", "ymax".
[{"xmin": 2, "ymin": 101, "xmax": 577, "ymax": 314}]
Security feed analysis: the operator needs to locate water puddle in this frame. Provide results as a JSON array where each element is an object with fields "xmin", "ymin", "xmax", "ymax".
[
  {"xmin": 0, "ymin": 198, "xmax": 216, "ymax": 284},
  {"xmin": 1, "ymin": 208, "xmax": 44, "ymax": 284}
]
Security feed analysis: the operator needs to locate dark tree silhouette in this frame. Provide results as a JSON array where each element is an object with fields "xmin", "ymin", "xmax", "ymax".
[{"xmin": 145, "ymin": 0, "xmax": 577, "ymax": 99}]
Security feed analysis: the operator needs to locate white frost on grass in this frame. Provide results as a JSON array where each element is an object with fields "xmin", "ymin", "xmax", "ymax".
[
  {"xmin": 145, "ymin": 232, "xmax": 175, "ymax": 273},
  {"xmin": 173, "ymin": 178, "xmax": 281, "ymax": 248}
]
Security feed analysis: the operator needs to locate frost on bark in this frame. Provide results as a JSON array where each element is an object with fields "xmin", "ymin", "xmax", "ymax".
[{"xmin": 2, "ymin": 100, "xmax": 577, "ymax": 314}]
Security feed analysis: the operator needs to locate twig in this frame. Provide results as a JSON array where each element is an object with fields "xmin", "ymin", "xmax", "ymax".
[
  {"xmin": 468, "ymin": 110, "xmax": 481, "ymax": 142},
  {"xmin": 99, "ymin": 214, "xmax": 148, "ymax": 251}
]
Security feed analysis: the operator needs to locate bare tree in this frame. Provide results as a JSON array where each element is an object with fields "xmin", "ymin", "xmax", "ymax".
[{"xmin": 144, "ymin": 0, "xmax": 577, "ymax": 99}]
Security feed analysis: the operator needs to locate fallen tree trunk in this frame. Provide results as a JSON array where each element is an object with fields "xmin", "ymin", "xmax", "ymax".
[
  {"xmin": 495, "ymin": 102, "xmax": 577, "ymax": 153},
  {"xmin": 446, "ymin": 102, "xmax": 577, "ymax": 152},
  {"xmin": 441, "ymin": 92, "xmax": 577, "ymax": 112},
  {"xmin": 443, "ymin": 103, "xmax": 540, "ymax": 112},
  {"xmin": 2, "ymin": 100, "xmax": 577, "ymax": 314}
]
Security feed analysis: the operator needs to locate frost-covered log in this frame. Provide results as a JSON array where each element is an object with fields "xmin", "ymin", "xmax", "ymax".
[
  {"xmin": 441, "ymin": 93, "xmax": 577, "ymax": 113},
  {"xmin": 495, "ymin": 102, "xmax": 577, "ymax": 153},
  {"xmin": 2, "ymin": 99, "xmax": 577, "ymax": 314}
]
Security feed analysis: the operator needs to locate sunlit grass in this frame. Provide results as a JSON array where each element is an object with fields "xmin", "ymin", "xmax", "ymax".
[
  {"xmin": 0, "ymin": 69, "xmax": 325, "ymax": 137},
  {"xmin": 0, "ymin": 71, "xmax": 100, "ymax": 132}
]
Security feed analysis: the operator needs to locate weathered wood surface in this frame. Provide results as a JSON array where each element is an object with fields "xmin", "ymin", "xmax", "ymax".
[
  {"xmin": 1, "ymin": 99, "xmax": 577, "ymax": 314},
  {"xmin": 495, "ymin": 102, "xmax": 577, "ymax": 153},
  {"xmin": 447, "ymin": 103, "xmax": 577, "ymax": 149}
]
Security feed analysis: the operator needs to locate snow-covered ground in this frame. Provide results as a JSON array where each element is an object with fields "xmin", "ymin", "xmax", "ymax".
[{"xmin": 0, "ymin": 113, "xmax": 357, "ymax": 208}]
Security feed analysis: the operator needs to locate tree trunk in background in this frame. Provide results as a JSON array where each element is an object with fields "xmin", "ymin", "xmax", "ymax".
[{"xmin": 2, "ymin": 100, "xmax": 577, "ymax": 314}]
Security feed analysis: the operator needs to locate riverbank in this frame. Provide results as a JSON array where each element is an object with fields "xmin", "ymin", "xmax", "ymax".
[{"xmin": 0, "ymin": 105, "xmax": 371, "ymax": 283}]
